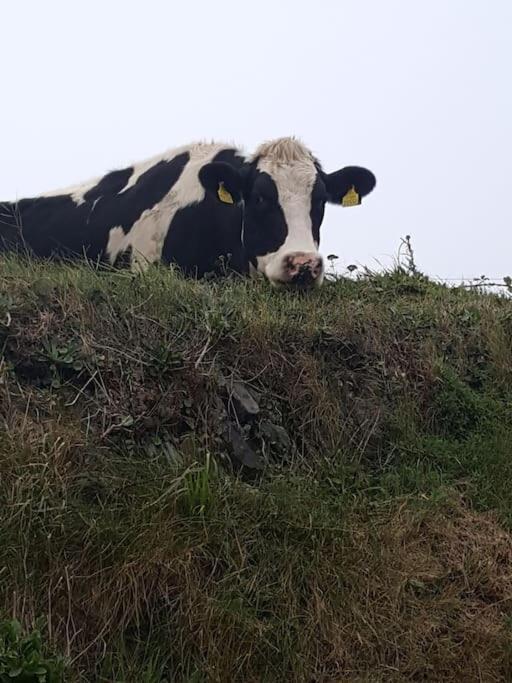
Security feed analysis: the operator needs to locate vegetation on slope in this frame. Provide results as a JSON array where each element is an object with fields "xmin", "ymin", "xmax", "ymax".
[{"xmin": 1, "ymin": 256, "xmax": 512, "ymax": 681}]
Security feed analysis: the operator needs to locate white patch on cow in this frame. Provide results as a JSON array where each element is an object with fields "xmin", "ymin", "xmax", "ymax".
[
  {"xmin": 251, "ymin": 137, "xmax": 323, "ymax": 285},
  {"xmin": 107, "ymin": 197, "xmax": 175, "ymax": 271},
  {"xmin": 105, "ymin": 143, "xmax": 235, "ymax": 269}
]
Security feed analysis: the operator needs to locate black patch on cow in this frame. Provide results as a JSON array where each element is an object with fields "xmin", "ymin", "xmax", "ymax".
[
  {"xmin": 162, "ymin": 195, "xmax": 247, "ymax": 277},
  {"xmin": 0, "ymin": 202, "xmax": 26, "ymax": 254},
  {"xmin": 0, "ymin": 152, "xmax": 189, "ymax": 261},
  {"xmin": 242, "ymin": 169, "xmax": 288, "ymax": 265},
  {"xmin": 83, "ymin": 167, "xmax": 134, "ymax": 202},
  {"xmin": 310, "ymin": 174, "xmax": 328, "ymax": 245},
  {"xmin": 212, "ymin": 148, "xmax": 246, "ymax": 170}
]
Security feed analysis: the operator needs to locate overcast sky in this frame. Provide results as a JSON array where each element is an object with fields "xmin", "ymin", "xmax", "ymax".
[{"xmin": 1, "ymin": 1, "xmax": 511, "ymax": 280}]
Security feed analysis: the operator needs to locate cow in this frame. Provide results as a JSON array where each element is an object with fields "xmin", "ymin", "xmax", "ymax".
[{"xmin": 0, "ymin": 137, "xmax": 376, "ymax": 287}]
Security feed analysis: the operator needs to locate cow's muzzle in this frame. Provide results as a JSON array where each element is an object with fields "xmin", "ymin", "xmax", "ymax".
[{"xmin": 282, "ymin": 252, "xmax": 324, "ymax": 288}]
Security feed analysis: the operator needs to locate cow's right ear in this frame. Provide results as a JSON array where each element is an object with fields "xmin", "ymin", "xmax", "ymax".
[
  {"xmin": 199, "ymin": 162, "xmax": 243, "ymax": 205},
  {"xmin": 324, "ymin": 166, "xmax": 376, "ymax": 206}
]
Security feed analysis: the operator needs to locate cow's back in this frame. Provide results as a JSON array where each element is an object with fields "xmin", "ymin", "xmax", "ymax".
[{"xmin": 0, "ymin": 142, "xmax": 246, "ymax": 272}]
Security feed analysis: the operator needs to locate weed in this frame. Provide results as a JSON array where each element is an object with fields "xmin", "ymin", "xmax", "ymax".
[{"xmin": 0, "ymin": 620, "xmax": 65, "ymax": 683}]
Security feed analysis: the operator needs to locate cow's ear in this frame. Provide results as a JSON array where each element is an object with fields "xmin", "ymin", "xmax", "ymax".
[
  {"xmin": 199, "ymin": 162, "xmax": 243, "ymax": 205},
  {"xmin": 324, "ymin": 166, "xmax": 376, "ymax": 207}
]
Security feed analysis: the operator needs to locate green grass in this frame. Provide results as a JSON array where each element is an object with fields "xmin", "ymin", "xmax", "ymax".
[{"xmin": 1, "ymin": 256, "xmax": 512, "ymax": 681}]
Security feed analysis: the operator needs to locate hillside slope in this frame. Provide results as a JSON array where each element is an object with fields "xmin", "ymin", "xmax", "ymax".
[{"xmin": 1, "ymin": 257, "xmax": 512, "ymax": 682}]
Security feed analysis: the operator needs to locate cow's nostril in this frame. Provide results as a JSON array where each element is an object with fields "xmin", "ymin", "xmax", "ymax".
[{"xmin": 291, "ymin": 265, "xmax": 315, "ymax": 286}]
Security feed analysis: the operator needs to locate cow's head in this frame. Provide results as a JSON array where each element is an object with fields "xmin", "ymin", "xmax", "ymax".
[{"xmin": 200, "ymin": 138, "xmax": 376, "ymax": 287}]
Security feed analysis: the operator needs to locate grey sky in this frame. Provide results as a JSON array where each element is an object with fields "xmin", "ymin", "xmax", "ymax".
[{"xmin": 1, "ymin": 0, "xmax": 511, "ymax": 280}]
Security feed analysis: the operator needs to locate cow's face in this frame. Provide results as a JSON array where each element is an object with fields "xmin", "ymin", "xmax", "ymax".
[
  {"xmin": 241, "ymin": 139, "xmax": 376, "ymax": 287},
  {"xmin": 199, "ymin": 138, "xmax": 376, "ymax": 287}
]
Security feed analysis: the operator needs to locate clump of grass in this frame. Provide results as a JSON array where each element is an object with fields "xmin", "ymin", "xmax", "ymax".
[
  {"xmin": 181, "ymin": 452, "xmax": 216, "ymax": 516},
  {"xmin": 0, "ymin": 620, "xmax": 65, "ymax": 682},
  {"xmin": 1, "ymin": 255, "xmax": 512, "ymax": 680}
]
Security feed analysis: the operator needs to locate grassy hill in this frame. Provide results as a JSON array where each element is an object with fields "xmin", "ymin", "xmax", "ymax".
[{"xmin": 1, "ymin": 256, "xmax": 512, "ymax": 681}]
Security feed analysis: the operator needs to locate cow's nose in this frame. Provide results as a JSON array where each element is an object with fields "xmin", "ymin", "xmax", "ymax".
[{"xmin": 283, "ymin": 252, "xmax": 323, "ymax": 286}]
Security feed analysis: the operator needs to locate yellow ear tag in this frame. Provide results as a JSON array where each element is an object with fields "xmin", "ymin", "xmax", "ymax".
[
  {"xmin": 342, "ymin": 186, "xmax": 360, "ymax": 207},
  {"xmin": 217, "ymin": 182, "xmax": 234, "ymax": 205}
]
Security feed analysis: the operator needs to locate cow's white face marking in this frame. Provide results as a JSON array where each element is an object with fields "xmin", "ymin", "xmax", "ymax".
[{"xmin": 245, "ymin": 138, "xmax": 324, "ymax": 286}]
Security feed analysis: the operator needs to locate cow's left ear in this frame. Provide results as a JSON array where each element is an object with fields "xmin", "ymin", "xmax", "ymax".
[
  {"xmin": 324, "ymin": 166, "xmax": 376, "ymax": 207},
  {"xmin": 199, "ymin": 162, "xmax": 243, "ymax": 205}
]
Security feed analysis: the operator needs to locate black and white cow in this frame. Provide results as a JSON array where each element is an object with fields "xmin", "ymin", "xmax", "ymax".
[{"xmin": 0, "ymin": 138, "xmax": 376, "ymax": 287}]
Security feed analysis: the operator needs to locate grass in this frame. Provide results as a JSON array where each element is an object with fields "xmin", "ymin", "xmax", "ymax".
[{"xmin": 1, "ymin": 255, "xmax": 512, "ymax": 680}]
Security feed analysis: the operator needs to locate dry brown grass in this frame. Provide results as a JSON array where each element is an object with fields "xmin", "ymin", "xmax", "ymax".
[{"xmin": 314, "ymin": 498, "xmax": 512, "ymax": 681}]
